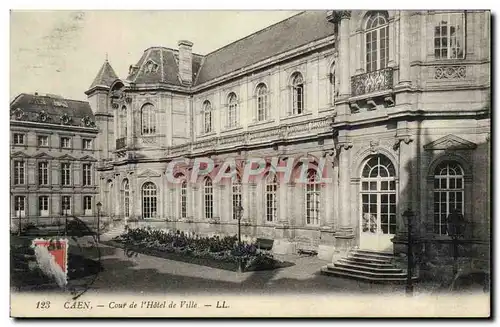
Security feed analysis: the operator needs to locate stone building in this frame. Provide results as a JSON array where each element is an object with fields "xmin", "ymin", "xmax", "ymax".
[
  {"xmin": 88, "ymin": 10, "xmax": 490, "ymax": 261},
  {"xmin": 10, "ymin": 93, "xmax": 100, "ymax": 228}
]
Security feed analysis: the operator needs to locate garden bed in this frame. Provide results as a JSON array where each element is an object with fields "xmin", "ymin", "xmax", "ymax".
[{"xmin": 105, "ymin": 228, "xmax": 294, "ymax": 272}]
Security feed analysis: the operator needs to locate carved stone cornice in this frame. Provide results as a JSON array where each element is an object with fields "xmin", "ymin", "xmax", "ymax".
[
  {"xmin": 326, "ymin": 10, "xmax": 351, "ymax": 23},
  {"xmin": 335, "ymin": 142, "xmax": 353, "ymax": 152},
  {"xmin": 339, "ymin": 10, "xmax": 352, "ymax": 20}
]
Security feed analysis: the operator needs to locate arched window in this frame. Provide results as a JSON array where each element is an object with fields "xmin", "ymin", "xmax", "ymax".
[
  {"xmin": 256, "ymin": 83, "xmax": 269, "ymax": 121},
  {"xmin": 227, "ymin": 93, "xmax": 238, "ymax": 128},
  {"xmin": 365, "ymin": 12, "xmax": 389, "ymax": 72},
  {"xmin": 120, "ymin": 106, "xmax": 128, "ymax": 138},
  {"xmin": 141, "ymin": 103, "xmax": 156, "ymax": 135},
  {"xmin": 142, "ymin": 182, "xmax": 157, "ymax": 219},
  {"xmin": 203, "ymin": 101, "xmax": 212, "ymax": 134},
  {"xmin": 433, "ymin": 161, "xmax": 464, "ymax": 235},
  {"xmin": 122, "ymin": 179, "xmax": 130, "ymax": 218},
  {"xmin": 231, "ymin": 175, "xmax": 242, "ymax": 220},
  {"xmin": 180, "ymin": 180, "xmax": 188, "ymax": 219},
  {"xmin": 291, "ymin": 73, "xmax": 304, "ymax": 114},
  {"xmin": 204, "ymin": 177, "xmax": 213, "ymax": 219},
  {"xmin": 305, "ymin": 170, "xmax": 321, "ymax": 225},
  {"xmin": 265, "ymin": 174, "xmax": 278, "ymax": 222},
  {"xmin": 360, "ymin": 155, "xmax": 396, "ymax": 235}
]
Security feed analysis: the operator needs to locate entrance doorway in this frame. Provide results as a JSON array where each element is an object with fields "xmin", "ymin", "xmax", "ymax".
[{"xmin": 359, "ymin": 155, "xmax": 397, "ymax": 252}]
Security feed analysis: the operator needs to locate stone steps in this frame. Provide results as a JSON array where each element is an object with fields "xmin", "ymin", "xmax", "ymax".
[{"xmin": 321, "ymin": 249, "xmax": 417, "ymax": 283}]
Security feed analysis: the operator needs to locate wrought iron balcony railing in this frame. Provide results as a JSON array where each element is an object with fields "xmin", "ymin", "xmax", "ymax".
[
  {"xmin": 351, "ymin": 67, "xmax": 394, "ymax": 97},
  {"xmin": 116, "ymin": 137, "xmax": 126, "ymax": 150}
]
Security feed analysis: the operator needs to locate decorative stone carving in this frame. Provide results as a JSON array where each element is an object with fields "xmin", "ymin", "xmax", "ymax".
[
  {"xmin": 81, "ymin": 116, "xmax": 96, "ymax": 128},
  {"xmin": 349, "ymin": 102, "xmax": 360, "ymax": 113},
  {"xmin": 366, "ymin": 98, "xmax": 377, "ymax": 110},
  {"xmin": 351, "ymin": 67, "xmax": 394, "ymax": 97},
  {"xmin": 384, "ymin": 95, "xmax": 395, "ymax": 107},
  {"xmin": 339, "ymin": 10, "xmax": 352, "ymax": 20},
  {"xmin": 434, "ymin": 65, "xmax": 466, "ymax": 79},
  {"xmin": 59, "ymin": 113, "xmax": 72, "ymax": 125},
  {"xmin": 11, "ymin": 108, "xmax": 26, "ymax": 120},
  {"xmin": 336, "ymin": 142, "xmax": 353, "ymax": 151},
  {"xmin": 423, "ymin": 134, "xmax": 477, "ymax": 151},
  {"xmin": 145, "ymin": 60, "xmax": 159, "ymax": 73},
  {"xmin": 393, "ymin": 135, "xmax": 414, "ymax": 150},
  {"xmin": 369, "ymin": 140, "xmax": 380, "ymax": 153}
]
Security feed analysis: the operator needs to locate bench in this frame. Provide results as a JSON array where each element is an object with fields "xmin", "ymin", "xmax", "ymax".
[{"xmin": 256, "ymin": 238, "xmax": 274, "ymax": 251}]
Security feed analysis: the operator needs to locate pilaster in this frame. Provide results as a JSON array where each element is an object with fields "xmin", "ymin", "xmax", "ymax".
[{"xmin": 397, "ymin": 11, "xmax": 411, "ymax": 86}]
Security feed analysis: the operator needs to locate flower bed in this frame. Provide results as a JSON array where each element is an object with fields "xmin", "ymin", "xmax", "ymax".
[{"xmin": 106, "ymin": 227, "xmax": 293, "ymax": 272}]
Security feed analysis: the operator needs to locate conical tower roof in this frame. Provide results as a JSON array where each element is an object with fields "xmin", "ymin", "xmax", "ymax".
[{"xmin": 88, "ymin": 59, "xmax": 119, "ymax": 90}]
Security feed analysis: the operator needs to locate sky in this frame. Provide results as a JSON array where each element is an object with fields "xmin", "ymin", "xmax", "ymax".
[{"xmin": 10, "ymin": 10, "xmax": 299, "ymax": 101}]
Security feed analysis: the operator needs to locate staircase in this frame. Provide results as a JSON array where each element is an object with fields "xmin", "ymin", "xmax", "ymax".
[{"xmin": 321, "ymin": 249, "xmax": 416, "ymax": 283}]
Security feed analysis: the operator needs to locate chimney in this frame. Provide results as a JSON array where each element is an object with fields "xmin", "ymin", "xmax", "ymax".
[{"xmin": 178, "ymin": 40, "xmax": 193, "ymax": 85}]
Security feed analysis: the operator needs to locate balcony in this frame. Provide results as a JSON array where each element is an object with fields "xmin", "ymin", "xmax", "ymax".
[
  {"xmin": 116, "ymin": 137, "xmax": 126, "ymax": 150},
  {"xmin": 351, "ymin": 67, "xmax": 394, "ymax": 97}
]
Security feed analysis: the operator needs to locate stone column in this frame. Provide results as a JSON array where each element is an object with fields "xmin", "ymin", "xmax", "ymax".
[
  {"xmin": 398, "ymin": 11, "xmax": 411, "ymax": 86},
  {"xmin": 127, "ymin": 98, "xmax": 134, "ymax": 147},
  {"xmin": 335, "ymin": 142, "xmax": 354, "ymax": 250},
  {"xmin": 354, "ymin": 31, "xmax": 363, "ymax": 74},
  {"xmin": 338, "ymin": 11, "xmax": 351, "ymax": 98}
]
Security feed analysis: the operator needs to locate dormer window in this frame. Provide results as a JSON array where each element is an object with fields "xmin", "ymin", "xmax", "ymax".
[{"xmin": 145, "ymin": 60, "xmax": 159, "ymax": 73}]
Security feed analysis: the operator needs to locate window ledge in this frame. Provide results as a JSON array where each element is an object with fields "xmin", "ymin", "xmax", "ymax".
[
  {"xmin": 280, "ymin": 111, "xmax": 312, "ymax": 121},
  {"xmin": 198, "ymin": 131, "xmax": 217, "ymax": 138},
  {"xmin": 222, "ymin": 125, "xmax": 243, "ymax": 133},
  {"xmin": 248, "ymin": 119, "xmax": 275, "ymax": 127}
]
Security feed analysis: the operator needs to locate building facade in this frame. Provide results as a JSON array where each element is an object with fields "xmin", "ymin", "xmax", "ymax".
[
  {"xmin": 10, "ymin": 93, "xmax": 100, "ymax": 229},
  {"xmin": 85, "ymin": 10, "xmax": 490, "ymax": 260}
]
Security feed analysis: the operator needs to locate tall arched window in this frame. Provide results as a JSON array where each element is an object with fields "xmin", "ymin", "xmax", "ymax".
[
  {"xmin": 120, "ymin": 106, "xmax": 128, "ymax": 138},
  {"xmin": 203, "ymin": 100, "xmax": 212, "ymax": 134},
  {"xmin": 180, "ymin": 180, "xmax": 188, "ymax": 219},
  {"xmin": 360, "ymin": 155, "xmax": 396, "ymax": 235},
  {"xmin": 291, "ymin": 73, "xmax": 304, "ymax": 114},
  {"xmin": 256, "ymin": 83, "xmax": 269, "ymax": 121},
  {"xmin": 227, "ymin": 93, "xmax": 238, "ymax": 128},
  {"xmin": 122, "ymin": 179, "xmax": 130, "ymax": 218},
  {"xmin": 231, "ymin": 175, "xmax": 242, "ymax": 220},
  {"xmin": 433, "ymin": 161, "xmax": 464, "ymax": 235},
  {"xmin": 141, "ymin": 103, "xmax": 156, "ymax": 135},
  {"xmin": 365, "ymin": 12, "xmax": 389, "ymax": 72},
  {"xmin": 305, "ymin": 170, "xmax": 321, "ymax": 225},
  {"xmin": 204, "ymin": 177, "xmax": 213, "ymax": 219},
  {"xmin": 142, "ymin": 182, "xmax": 157, "ymax": 219},
  {"xmin": 265, "ymin": 174, "xmax": 278, "ymax": 222}
]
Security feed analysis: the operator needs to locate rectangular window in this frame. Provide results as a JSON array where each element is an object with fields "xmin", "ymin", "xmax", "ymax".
[
  {"xmin": 61, "ymin": 163, "xmax": 71, "ymax": 186},
  {"xmin": 62, "ymin": 195, "xmax": 71, "ymax": 214},
  {"xmin": 266, "ymin": 183, "xmax": 277, "ymax": 222},
  {"xmin": 82, "ymin": 139, "xmax": 92, "ymax": 150},
  {"xmin": 13, "ymin": 161, "xmax": 25, "ymax": 185},
  {"xmin": 180, "ymin": 184, "xmax": 187, "ymax": 219},
  {"xmin": 39, "ymin": 196, "xmax": 49, "ymax": 217},
  {"xmin": 14, "ymin": 196, "xmax": 26, "ymax": 217},
  {"xmin": 83, "ymin": 196, "xmax": 92, "ymax": 215},
  {"xmin": 82, "ymin": 164, "xmax": 92, "ymax": 186},
  {"xmin": 60, "ymin": 137, "xmax": 71, "ymax": 149},
  {"xmin": 13, "ymin": 133, "xmax": 25, "ymax": 145},
  {"xmin": 38, "ymin": 135, "xmax": 49, "ymax": 147},
  {"xmin": 306, "ymin": 184, "xmax": 320, "ymax": 225},
  {"xmin": 434, "ymin": 12, "xmax": 465, "ymax": 60},
  {"xmin": 38, "ymin": 162, "xmax": 49, "ymax": 185}
]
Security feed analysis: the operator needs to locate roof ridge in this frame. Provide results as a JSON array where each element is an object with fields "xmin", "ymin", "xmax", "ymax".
[{"xmin": 202, "ymin": 11, "xmax": 304, "ymax": 57}]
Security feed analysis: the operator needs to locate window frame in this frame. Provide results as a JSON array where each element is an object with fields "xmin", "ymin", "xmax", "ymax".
[
  {"xmin": 61, "ymin": 195, "xmax": 72, "ymax": 215},
  {"xmin": 142, "ymin": 182, "xmax": 158, "ymax": 219},
  {"xmin": 231, "ymin": 176, "xmax": 242, "ymax": 220},
  {"xmin": 13, "ymin": 133, "xmax": 25, "ymax": 145},
  {"xmin": 291, "ymin": 73, "xmax": 305, "ymax": 115},
  {"xmin": 37, "ymin": 135, "xmax": 49, "ymax": 147},
  {"xmin": 83, "ymin": 195, "xmax": 93, "ymax": 216},
  {"xmin": 60, "ymin": 136, "xmax": 72, "ymax": 149},
  {"xmin": 227, "ymin": 93, "xmax": 238, "ymax": 128},
  {"xmin": 204, "ymin": 178, "xmax": 214, "ymax": 219},
  {"xmin": 256, "ymin": 83, "xmax": 269, "ymax": 122},
  {"xmin": 82, "ymin": 163, "xmax": 92, "ymax": 186},
  {"xmin": 141, "ymin": 103, "xmax": 157, "ymax": 136},
  {"xmin": 61, "ymin": 162, "xmax": 72, "ymax": 186},
  {"xmin": 13, "ymin": 160, "xmax": 25, "ymax": 185},
  {"xmin": 39, "ymin": 195, "xmax": 50, "ymax": 217},
  {"xmin": 82, "ymin": 138, "xmax": 93, "ymax": 150},
  {"xmin": 305, "ymin": 170, "xmax": 321, "ymax": 226},
  {"xmin": 14, "ymin": 195, "xmax": 26, "ymax": 217},
  {"xmin": 433, "ymin": 11, "xmax": 466, "ymax": 60},
  {"xmin": 364, "ymin": 12, "xmax": 390, "ymax": 72},
  {"xmin": 265, "ymin": 174, "xmax": 278, "ymax": 223},
  {"xmin": 180, "ymin": 180, "xmax": 188, "ymax": 219},
  {"xmin": 203, "ymin": 101, "xmax": 213, "ymax": 134},
  {"xmin": 38, "ymin": 161, "xmax": 49, "ymax": 186}
]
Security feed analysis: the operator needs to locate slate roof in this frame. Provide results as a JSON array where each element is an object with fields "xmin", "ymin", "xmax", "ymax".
[
  {"xmin": 10, "ymin": 93, "xmax": 96, "ymax": 128},
  {"xmin": 194, "ymin": 10, "xmax": 334, "ymax": 86},
  {"xmin": 126, "ymin": 46, "xmax": 204, "ymax": 86},
  {"xmin": 88, "ymin": 60, "xmax": 119, "ymax": 89},
  {"xmin": 95, "ymin": 11, "xmax": 334, "ymax": 89}
]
